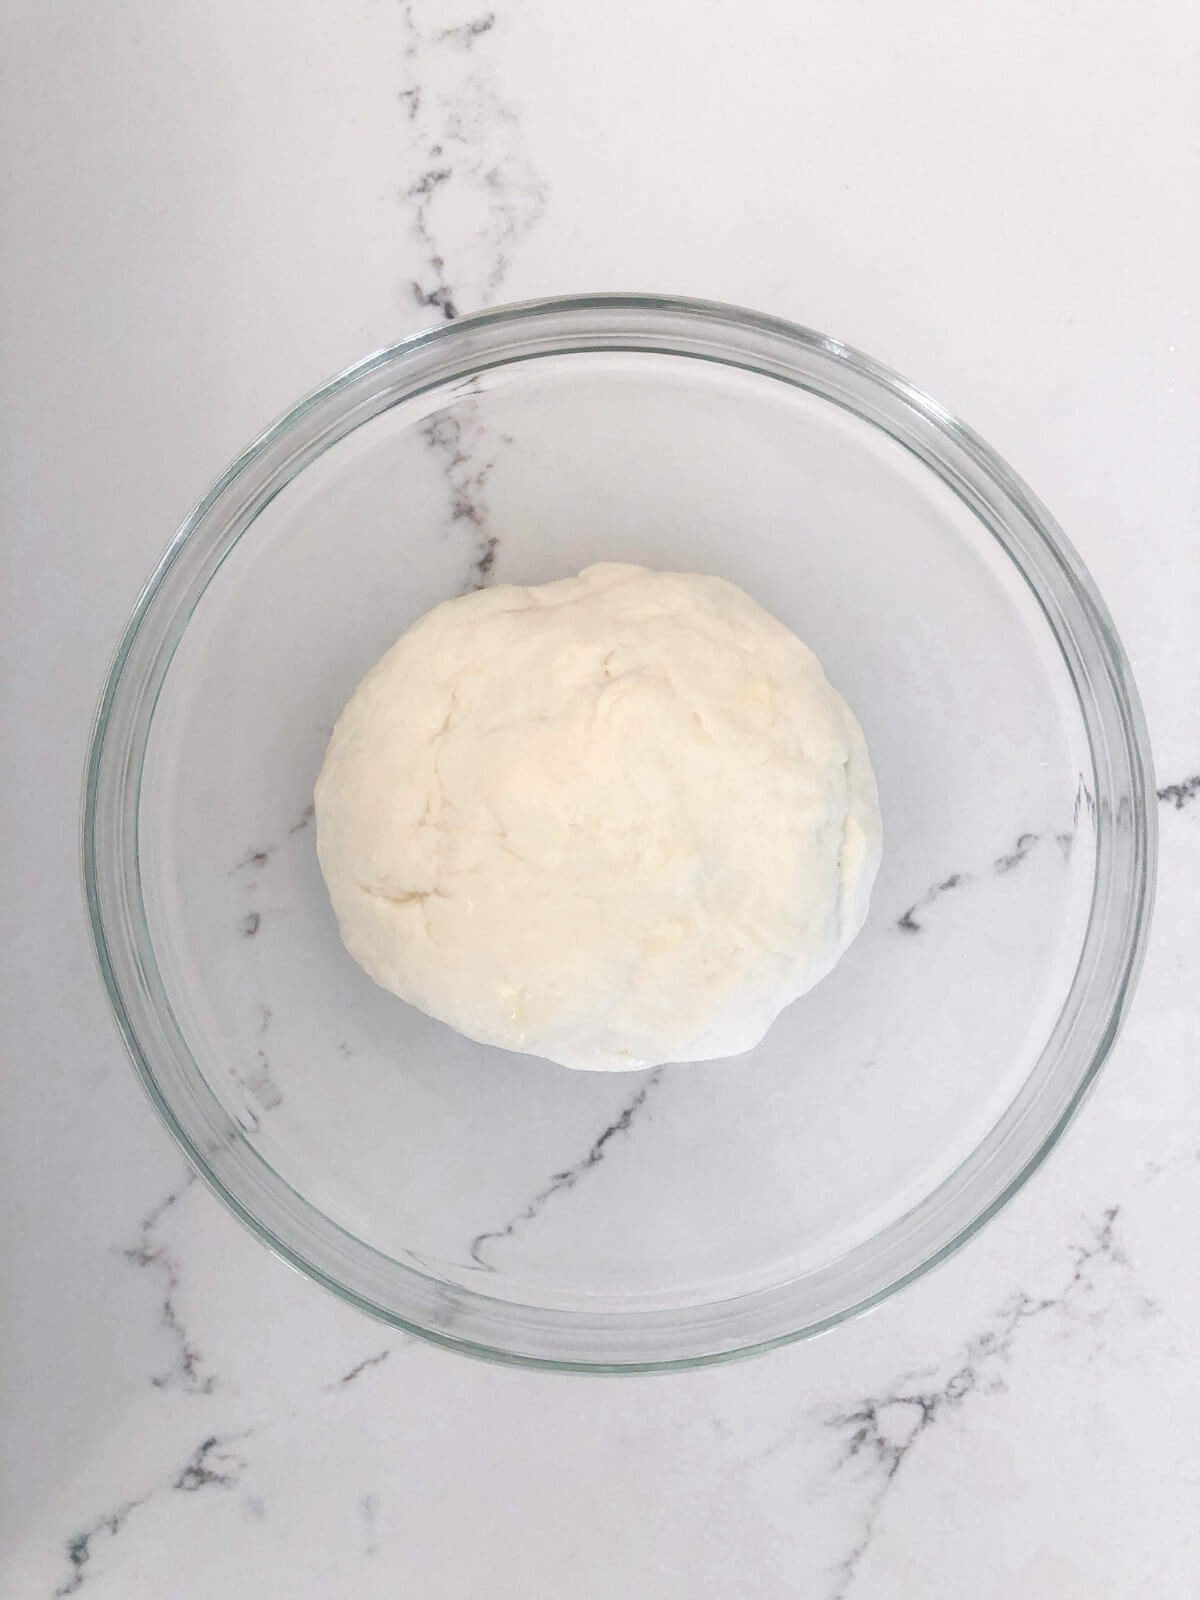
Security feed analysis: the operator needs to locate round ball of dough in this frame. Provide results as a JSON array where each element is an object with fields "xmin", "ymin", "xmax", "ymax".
[{"xmin": 315, "ymin": 564, "xmax": 881, "ymax": 1071}]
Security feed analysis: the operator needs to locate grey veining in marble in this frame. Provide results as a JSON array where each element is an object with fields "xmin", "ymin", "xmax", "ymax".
[
  {"xmin": 469, "ymin": 1067, "xmax": 664, "ymax": 1269},
  {"xmin": 399, "ymin": 0, "xmax": 546, "ymax": 323},
  {"xmin": 122, "ymin": 1174, "xmax": 213, "ymax": 1397}
]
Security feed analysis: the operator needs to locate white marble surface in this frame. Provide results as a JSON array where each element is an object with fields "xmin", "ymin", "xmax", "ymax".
[{"xmin": 2, "ymin": 2, "xmax": 1198, "ymax": 1594}]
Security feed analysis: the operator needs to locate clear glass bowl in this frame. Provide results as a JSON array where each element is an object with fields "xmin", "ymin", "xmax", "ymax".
[{"xmin": 83, "ymin": 295, "xmax": 1155, "ymax": 1370}]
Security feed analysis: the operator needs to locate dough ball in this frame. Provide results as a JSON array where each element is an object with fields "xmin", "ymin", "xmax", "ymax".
[{"xmin": 315, "ymin": 564, "xmax": 881, "ymax": 1071}]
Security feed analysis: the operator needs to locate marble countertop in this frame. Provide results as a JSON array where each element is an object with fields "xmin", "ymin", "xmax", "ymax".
[{"xmin": 3, "ymin": 3, "xmax": 1198, "ymax": 1594}]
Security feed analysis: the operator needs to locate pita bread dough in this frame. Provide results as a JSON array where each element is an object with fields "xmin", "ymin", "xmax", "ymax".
[{"xmin": 315, "ymin": 564, "xmax": 881, "ymax": 1070}]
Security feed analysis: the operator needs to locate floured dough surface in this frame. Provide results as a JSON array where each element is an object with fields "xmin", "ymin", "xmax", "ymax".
[{"xmin": 315, "ymin": 564, "xmax": 881, "ymax": 1070}]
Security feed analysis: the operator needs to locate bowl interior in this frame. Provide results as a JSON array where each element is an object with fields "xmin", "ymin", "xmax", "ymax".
[{"xmin": 136, "ymin": 346, "xmax": 1097, "ymax": 1322}]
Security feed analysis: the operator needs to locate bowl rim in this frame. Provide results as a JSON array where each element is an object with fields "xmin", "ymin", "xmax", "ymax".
[{"xmin": 81, "ymin": 292, "xmax": 1157, "ymax": 1371}]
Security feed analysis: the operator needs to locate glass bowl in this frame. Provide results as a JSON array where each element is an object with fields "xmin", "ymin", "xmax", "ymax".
[{"xmin": 83, "ymin": 295, "xmax": 1155, "ymax": 1371}]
